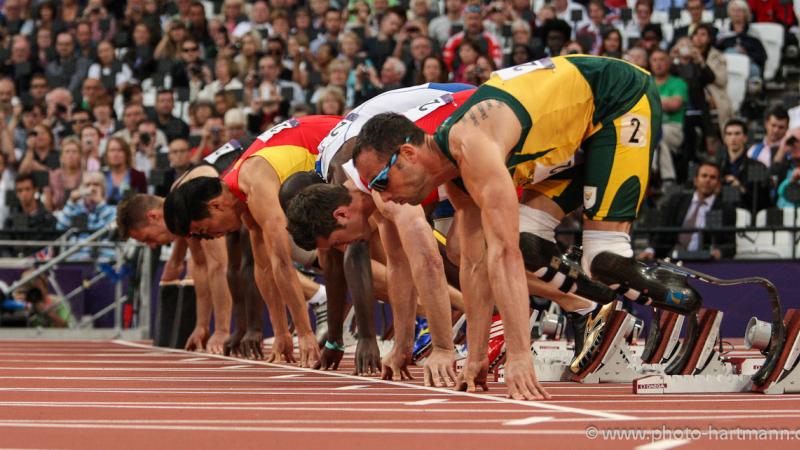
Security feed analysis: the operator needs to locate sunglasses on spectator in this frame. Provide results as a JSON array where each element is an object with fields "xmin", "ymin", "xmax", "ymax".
[{"xmin": 182, "ymin": 46, "xmax": 199, "ymax": 52}]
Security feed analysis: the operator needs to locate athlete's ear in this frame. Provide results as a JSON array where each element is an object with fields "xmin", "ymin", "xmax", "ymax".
[
  {"xmin": 399, "ymin": 143, "xmax": 418, "ymax": 164},
  {"xmin": 206, "ymin": 196, "xmax": 224, "ymax": 211},
  {"xmin": 332, "ymin": 205, "xmax": 349, "ymax": 223},
  {"xmin": 145, "ymin": 208, "xmax": 162, "ymax": 223}
]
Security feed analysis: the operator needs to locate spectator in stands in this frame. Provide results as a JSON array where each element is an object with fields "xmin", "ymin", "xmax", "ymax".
[
  {"xmin": 188, "ymin": 100, "xmax": 214, "ymax": 140},
  {"xmin": 403, "ymin": 35, "xmax": 434, "ymax": 86},
  {"xmin": 552, "ymin": 0, "xmax": 590, "ymax": 34},
  {"xmin": 417, "ymin": 56, "xmax": 449, "ymax": 84},
  {"xmin": 70, "ymin": 110, "xmax": 94, "ymax": 138},
  {"xmin": 309, "ymin": 59, "xmax": 350, "ymax": 107},
  {"xmin": 355, "ymin": 56, "xmax": 406, "ymax": 104},
  {"xmin": 719, "ymin": 118, "xmax": 772, "ymax": 214},
  {"xmin": 187, "ymin": 1, "xmax": 212, "ymax": 50},
  {"xmin": 465, "ymin": 54, "xmax": 497, "ymax": 86},
  {"xmin": 233, "ymin": 0, "xmax": 272, "ymax": 38},
  {"xmin": 78, "ymin": 78, "xmax": 104, "ymax": 113},
  {"xmin": 55, "ymin": 171, "xmax": 117, "ymax": 261},
  {"xmin": 34, "ymin": 27, "xmax": 55, "ymax": 69},
  {"xmin": 46, "ymin": 137, "xmax": 84, "ymax": 212},
  {"xmin": 671, "ymin": 36, "xmax": 716, "ymax": 161},
  {"xmin": 224, "ymin": 109, "xmax": 251, "ymax": 144},
  {"xmin": 234, "ymin": 31, "xmax": 263, "ymax": 79},
  {"xmin": 315, "ymin": 87, "xmax": 346, "ymax": 116},
  {"xmin": 11, "ymin": 104, "xmax": 45, "ymax": 165},
  {"xmin": 131, "ymin": 120, "xmax": 167, "ymax": 178},
  {"xmin": 90, "ymin": 96, "xmax": 115, "ymax": 142},
  {"xmin": 103, "ymin": 137, "xmax": 147, "ymax": 206},
  {"xmin": 153, "ymin": 90, "xmax": 190, "ymax": 143},
  {"xmin": 540, "ymin": 19, "xmax": 573, "ymax": 57},
  {"xmin": 25, "ymin": 74, "xmax": 49, "ymax": 110},
  {"xmin": 671, "ymin": 0, "xmax": 717, "ymax": 47},
  {"xmin": 747, "ymin": 106, "xmax": 790, "ymax": 168},
  {"xmin": 4, "ymin": 174, "xmax": 57, "ymax": 255},
  {"xmin": 82, "ymin": 0, "xmax": 116, "ymax": 43},
  {"xmin": 18, "ymin": 123, "xmax": 59, "ymax": 175},
  {"xmin": 364, "ymin": 6, "xmax": 407, "ymax": 72},
  {"xmin": 452, "ymin": 39, "xmax": 484, "ymax": 83},
  {"xmin": 44, "ymin": 88, "xmax": 74, "ymax": 143},
  {"xmin": 198, "ymin": 57, "xmax": 243, "ymax": 102},
  {"xmin": 640, "ymin": 160, "xmax": 735, "ymax": 261},
  {"xmin": 748, "ymin": 0, "xmax": 797, "ymax": 29},
  {"xmin": 621, "ymin": 0, "xmax": 660, "ymax": 44},
  {"xmin": 0, "ymin": 78, "xmax": 19, "ymax": 125},
  {"xmin": 639, "ymin": 23, "xmax": 664, "ymax": 54},
  {"xmin": 124, "ymin": 23, "xmax": 157, "ymax": 82},
  {"xmin": 428, "ymin": 0, "xmax": 462, "ymax": 46},
  {"xmin": 443, "ymin": 4, "xmax": 502, "ymax": 71},
  {"xmin": 1, "ymin": 36, "xmax": 39, "ymax": 95},
  {"xmin": 345, "ymin": 1, "xmax": 373, "ymax": 40},
  {"xmin": 79, "ymin": 125, "xmax": 102, "ymax": 172},
  {"xmin": 508, "ymin": 19, "xmax": 543, "ymax": 57},
  {"xmin": 692, "ymin": 24, "xmax": 731, "ymax": 139},
  {"xmin": 311, "ymin": 8, "xmax": 345, "ymax": 55},
  {"xmin": 717, "ymin": 0, "xmax": 768, "ymax": 77},
  {"xmin": 576, "ymin": 0, "xmax": 609, "ymax": 55},
  {"xmin": 45, "ymin": 32, "xmax": 91, "ymax": 100},
  {"xmin": 16, "ymin": 269, "xmax": 72, "ymax": 328},
  {"xmin": 191, "ymin": 115, "xmax": 228, "ymax": 163},
  {"xmin": 155, "ymin": 138, "xmax": 193, "ymax": 197},
  {"xmin": 34, "ymin": 1, "xmax": 67, "ymax": 37},
  {"xmin": 624, "ymin": 46, "xmax": 649, "ymax": 69},
  {"xmin": 509, "ymin": 0, "xmax": 536, "ymax": 28},
  {"xmin": 776, "ymin": 131, "xmax": 800, "ymax": 208},
  {"xmin": 252, "ymin": 55, "xmax": 304, "ymax": 108},
  {"xmin": 75, "ymin": 20, "xmax": 97, "ymax": 61},
  {"xmin": 112, "ymin": 103, "xmax": 147, "ymax": 146},
  {"xmin": 1, "ymin": 0, "xmax": 33, "ymax": 36},
  {"xmin": 154, "ymin": 19, "xmax": 188, "ymax": 61},
  {"xmin": 599, "ymin": 28, "xmax": 623, "ymax": 59},
  {"xmin": 88, "ymin": 40, "xmax": 134, "ymax": 95},
  {"xmin": 0, "ymin": 151, "xmax": 14, "ymax": 227},
  {"xmin": 651, "ymin": 49, "xmax": 688, "ymax": 184}
]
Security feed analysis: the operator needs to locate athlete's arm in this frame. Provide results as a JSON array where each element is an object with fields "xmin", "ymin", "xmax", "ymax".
[
  {"xmin": 449, "ymin": 100, "xmax": 548, "ymax": 400},
  {"xmin": 315, "ymin": 248, "xmax": 347, "ymax": 370},
  {"xmin": 184, "ymin": 238, "xmax": 213, "ymax": 352},
  {"xmin": 343, "ymin": 241, "xmax": 382, "ymax": 376},
  {"xmin": 240, "ymin": 161, "xmax": 319, "ymax": 367},
  {"xmin": 197, "ymin": 235, "xmax": 233, "ymax": 354},
  {"xmin": 161, "ymin": 238, "xmax": 188, "ymax": 282}
]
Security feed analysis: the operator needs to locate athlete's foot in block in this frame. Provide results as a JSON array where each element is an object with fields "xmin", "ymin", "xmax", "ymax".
[
  {"xmin": 297, "ymin": 333, "xmax": 320, "ymax": 368},
  {"xmin": 240, "ymin": 330, "xmax": 264, "ymax": 359},
  {"xmin": 381, "ymin": 348, "xmax": 414, "ymax": 381},
  {"xmin": 423, "ymin": 347, "xmax": 457, "ymax": 387},
  {"xmin": 354, "ymin": 337, "xmax": 381, "ymax": 376},
  {"xmin": 503, "ymin": 353, "xmax": 551, "ymax": 401},
  {"xmin": 455, "ymin": 356, "xmax": 489, "ymax": 393},
  {"xmin": 268, "ymin": 333, "xmax": 296, "ymax": 364},
  {"xmin": 223, "ymin": 329, "xmax": 246, "ymax": 356},
  {"xmin": 206, "ymin": 331, "xmax": 229, "ymax": 355},
  {"xmin": 184, "ymin": 327, "xmax": 209, "ymax": 352}
]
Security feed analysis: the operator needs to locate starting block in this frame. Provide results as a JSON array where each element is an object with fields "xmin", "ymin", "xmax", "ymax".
[{"xmin": 634, "ymin": 308, "xmax": 800, "ymax": 395}]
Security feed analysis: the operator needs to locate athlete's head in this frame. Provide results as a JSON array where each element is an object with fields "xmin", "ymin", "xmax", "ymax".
[
  {"xmin": 279, "ymin": 170, "xmax": 325, "ymax": 212},
  {"xmin": 164, "ymin": 177, "xmax": 242, "ymax": 239},
  {"xmin": 286, "ymin": 183, "xmax": 373, "ymax": 251},
  {"xmin": 353, "ymin": 113, "xmax": 433, "ymax": 205},
  {"xmin": 117, "ymin": 194, "xmax": 176, "ymax": 248}
]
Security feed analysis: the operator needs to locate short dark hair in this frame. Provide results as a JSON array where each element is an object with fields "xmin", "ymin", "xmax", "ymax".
[
  {"xmin": 279, "ymin": 171, "xmax": 324, "ymax": 212},
  {"xmin": 163, "ymin": 177, "xmax": 223, "ymax": 236},
  {"xmin": 286, "ymin": 184, "xmax": 352, "ymax": 251},
  {"xmin": 696, "ymin": 159, "xmax": 721, "ymax": 177},
  {"xmin": 724, "ymin": 117, "xmax": 748, "ymax": 135},
  {"xmin": 765, "ymin": 105, "xmax": 789, "ymax": 123},
  {"xmin": 157, "ymin": 89, "xmax": 174, "ymax": 99},
  {"xmin": 116, "ymin": 194, "xmax": 163, "ymax": 239},
  {"xmin": 353, "ymin": 113, "xmax": 425, "ymax": 161},
  {"xmin": 14, "ymin": 173, "xmax": 35, "ymax": 187},
  {"xmin": 691, "ymin": 23, "xmax": 715, "ymax": 38}
]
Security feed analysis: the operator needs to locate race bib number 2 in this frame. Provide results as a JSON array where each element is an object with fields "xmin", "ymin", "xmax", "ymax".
[
  {"xmin": 256, "ymin": 118, "xmax": 300, "ymax": 143},
  {"xmin": 493, "ymin": 57, "xmax": 556, "ymax": 81}
]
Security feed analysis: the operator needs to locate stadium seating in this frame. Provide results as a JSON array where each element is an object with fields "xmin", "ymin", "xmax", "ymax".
[
  {"xmin": 750, "ymin": 22, "xmax": 785, "ymax": 81},
  {"xmin": 725, "ymin": 53, "xmax": 751, "ymax": 113}
]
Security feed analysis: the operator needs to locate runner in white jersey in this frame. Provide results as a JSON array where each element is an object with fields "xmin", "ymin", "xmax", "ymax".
[{"xmin": 316, "ymin": 83, "xmax": 474, "ymax": 184}]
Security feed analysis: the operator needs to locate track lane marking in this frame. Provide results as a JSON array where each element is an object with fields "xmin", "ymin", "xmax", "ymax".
[
  {"xmin": 503, "ymin": 416, "xmax": 554, "ymax": 426},
  {"xmin": 635, "ymin": 439, "xmax": 691, "ymax": 450}
]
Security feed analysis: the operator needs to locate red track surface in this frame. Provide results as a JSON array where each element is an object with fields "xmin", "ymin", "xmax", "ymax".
[{"xmin": 1, "ymin": 340, "xmax": 800, "ymax": 449}]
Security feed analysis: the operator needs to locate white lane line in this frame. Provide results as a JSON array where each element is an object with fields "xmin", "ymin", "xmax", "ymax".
[
  {"xmin": 112, "ymin": 340, "xmax": 634, "ymax": 421},
  {"xmin": 0, "ymin": 403, "xmax": 554, "ymax": 413},
  {"xmin": 335, "ymin": 385, "xmax": 370, "ymax": 390},
  {"xmin": 0, "ymin": 422, "xmax": 588, "ymax": 435},
  {"xmin": 270, "ymin": 374, "xmax": 304, "ymax": 379},
  {"xmin": 635, "ymin": 439, "xmax": 691, "ymax": 450},
  {"xmin": 551, "ymin": 398, "xmax": 800, "ymax": 404},
  {"xmin": 502, "ymin": 416, "xmax": 554, "ymax": 426},
  {"xmin": 0, "ymin": 367, "xmax": 294, "ymax": 372},
  {"xmin": 224, "ymin": 365, "xmax": 254, "ymax": 369},
  {"xmin": 404, "ymin": 399, "xmax": 449, "ymax": 406},
  {"xmin": 180, "ymin": 358, "xmax": 209, "ymax": 362}
]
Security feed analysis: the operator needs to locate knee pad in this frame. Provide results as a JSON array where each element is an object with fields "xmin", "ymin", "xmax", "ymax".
[
  {"xmin": 519, "ymin": 204, "xmax": 560, "ymax": 243},
  {"xmin": 581, "ymin": 230, "xmax": 633, "ymax": 277},
  {"xmin": 520, "ymin": 232, "xmax": 617, "ymax": 304}
]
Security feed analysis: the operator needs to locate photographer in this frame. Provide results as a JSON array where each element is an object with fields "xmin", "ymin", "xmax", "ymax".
[
  {"xmin": 3, "ymin": 174, "xmax": 57, "ymax": 257},
  {"xmin": 190, "ymin": 115, "xmax": 228, "ymax": 164},
  {"xmin": 43, "ymin": 88, "xmax": 74, "ymax": 144},
  {"xmin": 130, "ymin": 120, "xmax": 167, "ymax": 178},
  {"xmin": 18, "ymin": 124, "xmax": 59, "ymax": 176},
  {"xmin": 14, "ymin": 269, "xmax": 71, "ymax": 328},
  {"xmin": 775, "ymin": 130, "xmax": 800, "ymax": 208},
  {"xmin": 55, "ymin": 171, "xmax": 116, "ymax": 261}
]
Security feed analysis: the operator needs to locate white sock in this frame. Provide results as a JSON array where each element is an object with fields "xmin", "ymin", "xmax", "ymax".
[
  {"xmin": 309, "ymin": 285, "xmax": 327, "ymax": 305},
  {"xmin": 572, "ymin": 301, "xmax": 598, "ymax": 316},
  {"xmin": 581, "ymin": 230, "xmax": 633, "ymax": 278}
]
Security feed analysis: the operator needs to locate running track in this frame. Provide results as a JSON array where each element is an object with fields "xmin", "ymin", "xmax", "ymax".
[{"xmin": 1, "ymin": 340, "xmax": 800, "ymax": 449}]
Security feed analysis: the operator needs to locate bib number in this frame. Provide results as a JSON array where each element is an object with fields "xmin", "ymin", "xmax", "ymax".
[
  {"xmin": 204, "ymin": 141, "xmax": 240, "ymax": 165},
  {"xmin": 493, "ymin": 57, "xmax": 555, "ymax": 81},
  {"xmin": 256, "ymin": 118, "xmax": 300, "ymax": 143},
  {"xmin": 404, "ymin": 93, "xmax": 454, "ymax": 123}
]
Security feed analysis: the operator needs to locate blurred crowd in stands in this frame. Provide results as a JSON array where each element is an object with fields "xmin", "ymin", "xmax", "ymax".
[{"xmin": 0, "ymin": 0, "xmax": 797, "ymax": 262}]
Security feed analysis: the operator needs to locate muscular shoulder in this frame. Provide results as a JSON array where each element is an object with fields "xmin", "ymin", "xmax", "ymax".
[
  {"xmin": 239, "ymin": 156, "xmax": 280, "ymax": 197},
  {"xmin": 447, "ymin": 99, "xmax": 521, "ymax": 163}
]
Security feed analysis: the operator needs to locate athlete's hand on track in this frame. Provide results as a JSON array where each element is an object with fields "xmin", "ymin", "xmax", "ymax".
[
  {"xmin": 240, "ymin": 330, "xmax": 264, "ymax": 359},
  {"xmin": 268, "ymin": 332, "xmax": 296, "ymax": 363},
  {"xmin": 297, "ymin": 333, "xmax": 320, "ymax": 368},
  {"xmin": 455, "ymin": 356, "xmax": 489, "ymax": 393},
  {"xmin": 423, "ymin": 347, "xmax": 457, "ymax": 387},
  {"xmin": 502, "ymin": 352, "xmax": 551, "ymax": 401},
  {"xmin": 354, "ymin": 337, "xmax": 381, "ymax": 376},
  {"xmin": 184, "ymin": 327, "xmax": 209, "ymax": 352},
  {"xmin": 314, "ymin": 346, "xmax": 344, "ymax": 370},
  {"xmin": 223, "ymin": 329, "xmax": 246, "ymax": 356},
  {"xmin": 381, "ymin": 348, "xmax": 413, "ymax": 381},
  {"xmin": 206, "ymin": 331, "xmax": 229, "ymax": 355}
]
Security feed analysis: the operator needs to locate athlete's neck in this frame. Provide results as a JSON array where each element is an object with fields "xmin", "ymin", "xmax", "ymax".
[{"xmin": 424, "ymin": 134, "xmax": 460, "ymax": 186}]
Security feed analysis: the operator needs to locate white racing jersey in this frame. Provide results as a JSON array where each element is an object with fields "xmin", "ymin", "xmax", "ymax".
[{"xmin": 316, "ymin": 83, "xmax": 474, "ymax": 183}]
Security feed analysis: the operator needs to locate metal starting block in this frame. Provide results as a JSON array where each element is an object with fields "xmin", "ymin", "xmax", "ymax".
[{"xmin": 634, "ymin": 308, "xmax": 800, "ymax": 395}]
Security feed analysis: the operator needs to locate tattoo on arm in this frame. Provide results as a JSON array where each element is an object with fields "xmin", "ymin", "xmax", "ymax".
[
  {"xmin": 477, "ymin": 102, "xmax": 488, "ymax": 120},
  {"xmin": 468, "ymin": 111, "xmax": 480, "ymax": 127}
]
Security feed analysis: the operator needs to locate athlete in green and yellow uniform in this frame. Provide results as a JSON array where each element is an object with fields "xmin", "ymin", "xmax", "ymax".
[{"xmin": 353, "ymin": 55, "xmax": 702, "ymax": 400}]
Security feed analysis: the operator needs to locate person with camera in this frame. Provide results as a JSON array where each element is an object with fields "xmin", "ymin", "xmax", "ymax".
[
  {"xmin": 190, "ymin": 116, "xmax": 228, "ymax": 164},
  {"xmin": 55, "ymin": 171, "xmax": 116, "ymax": 261},
  {"xmin": 774, "ymin": 129, "xmax": 800, "ymax": 208},
  {"xmin": 18, "ymin": 124, "xmax": 59, "ymax": 176},
  {"xmin": 131, "ymin": 120, "xmax": 168, "ymax": 179},
  {"xmin": 43, "ymin": 88, "xmax": 74, "ymax": 145},
  {"xmin": 354, "ymin": 57, "xmax": 406, "ymax": 104},
  {"xmin": 3, "ymin": 174, "xmax": 56, "ymax": 256},
  {"xmin": 15, "ymin": 269, "xmax": 71, "ymax": 328}
]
